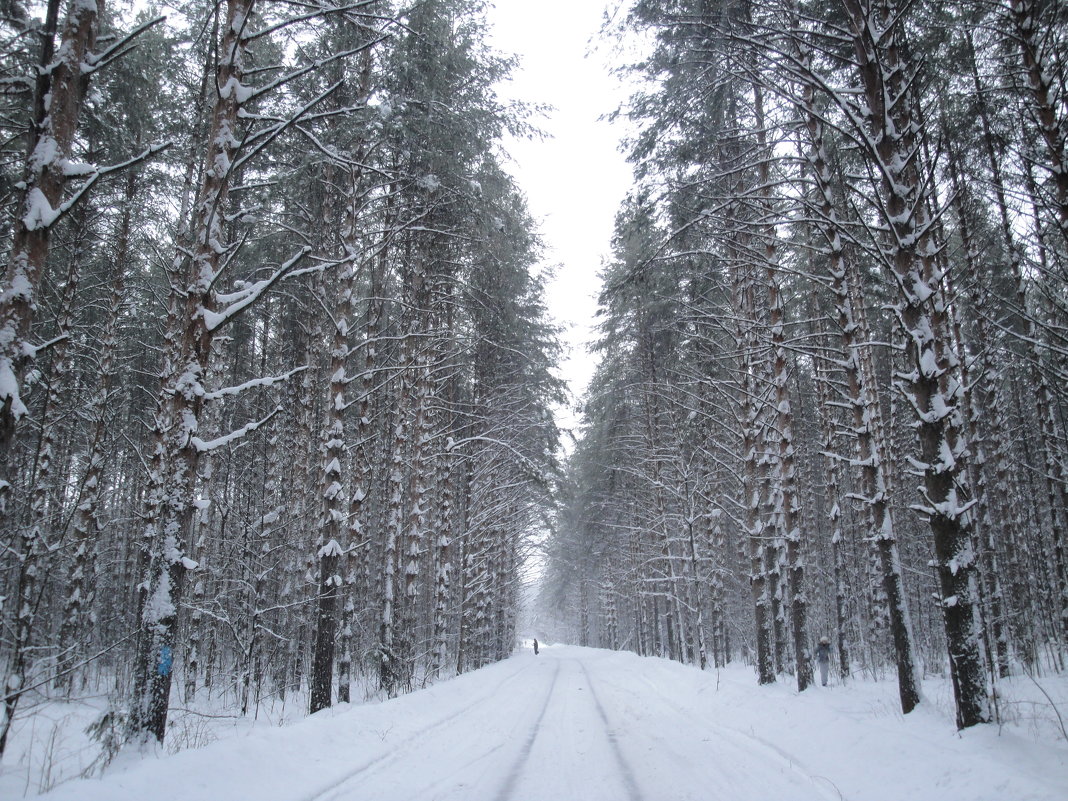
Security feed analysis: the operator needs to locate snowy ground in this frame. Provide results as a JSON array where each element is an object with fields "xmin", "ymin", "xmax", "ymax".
[{"xmin": 8, "ymin": 644, "xmax": 1068, "ymax": 800}]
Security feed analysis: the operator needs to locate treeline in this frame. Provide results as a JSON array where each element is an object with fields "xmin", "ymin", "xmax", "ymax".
[
  {"xmin": 540, "ymin": 0, "xmax": 1068, "ymax": 730},
  {"xmin": 0, "ymin": 0, "xmax": 560, "ymax": 752}
]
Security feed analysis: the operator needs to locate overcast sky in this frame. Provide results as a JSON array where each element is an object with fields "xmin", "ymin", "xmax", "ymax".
[{"xmin": 485, "ymin": 0, "xmax": 633, "ymax": 443}]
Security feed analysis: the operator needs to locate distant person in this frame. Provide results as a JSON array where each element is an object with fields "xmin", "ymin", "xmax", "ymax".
[
  {"xmin": 533, "ymin": 638, "xmax": 539, "ymax": 655},
  {"xmin": 816, "ymin": 636, "xmax": 832, "ymax": 686}
]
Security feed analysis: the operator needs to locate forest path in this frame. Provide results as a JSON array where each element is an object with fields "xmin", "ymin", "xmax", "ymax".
[
  {"xmin": 33, "ymin": 646, "xmax": 1068, "ymax": 801},
  {"xmin": 324, "ymin": 653, "xmax": 833, "ymax": 801},
  {"xmin": 303, "ymin": 648, "xmax": 834, "ymax": 801}
]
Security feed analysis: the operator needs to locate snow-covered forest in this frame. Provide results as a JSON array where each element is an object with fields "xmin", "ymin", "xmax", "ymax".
[
  {"xmin": 539, "ymin": 0, "xmax": 1068, "ymax": 733},
  {"xmin": 0, "ymin": 0, "xmax": 562, "ymax": 758},
  {"xmin": 0, "ymin": 0, "xmax": 1067, "ymax": 795}
]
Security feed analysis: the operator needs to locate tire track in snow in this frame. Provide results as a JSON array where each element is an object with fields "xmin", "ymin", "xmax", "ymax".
[
  {"xmin": 624, "ymin": 670, "xmax": 848, "ymax": 801},
  {"xmin": 577, "ymin": 660, "xmax": 644, "ymax": 801},
  {"xmin": 494, "ymin": 659, "xmax": 562, "ymax": 801},
  {"xmin": 300, "ymin": 658, "xmax": 539, "ymax": 801}
]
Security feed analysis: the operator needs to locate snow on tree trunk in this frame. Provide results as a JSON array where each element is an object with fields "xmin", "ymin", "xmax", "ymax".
[
  {"xmin": 735, "ymin": 258, "xmax": 774, "ymax": 685},
  {"xmin": 454, "ymin": 437, "xmax": 476, "ymax": 675},
  {"xmin": 945, "ymin": 151, "xmax": 1013, "ymax": 680},
  {"xmin": 380, "ymin": 325, "xmax": 411, "ymax": 695},
  {"xmin": 707, "ymin": 506, "xmax": 728, "ymax": 668},
  {"xmin": 1008, "ymin": 0, "xmax": 1068, "ymax": 243},
  {"xmin": 58, "ymin": 180, "xmax": 131, "ymax": 692},
  {"xmin": 960, "ymin": 30, "xmax": 1037, "ymax": 674},
  {"xmin": 811, "ymin": 313, "xmax": 852, "ymax": 681},
  {"xmin": 0, "ymin": 0, "xmax": 98, "ymax": 465},
  {"xmin": 754, "ymin": 82, "xmax": 811, "ymax": 691},
  {"xmin": 430, "ymin": 297, "xmax": 456, "ymax": 679},
  {"xmin": 401, "ymin": 317, "xmax": 432, "ymax": 683},
  {"xmin": 3, "ymin": 245, "xmax": 77, "ymax": 739},
  {"xmin": 131, "ymin": 0, "xmax": 252, "ymax": 743},
  {"xmin": 640, "ymin": 356, "xmax": 686, "ymax": 665},
  {"xmin": 0, "ymin": 1, "xmax": 99, "ymax": 756},
  {"xmin": 684, "ymin": 505, "xmax": 709, "ymax": 670},
  {"xmin": 796, "ymin": 64, "xmax": 921, "ymax": 710},
  {"xmin": 339, "ymin": 281, "xmax": 380, "ymax": 703},
  {"xmin": 843, "ymin": 0, "xmax": 990, "ymax": 729},
  {"xmin": 310, "ymin": 244, "xmax": 358, "ymax": 712}
]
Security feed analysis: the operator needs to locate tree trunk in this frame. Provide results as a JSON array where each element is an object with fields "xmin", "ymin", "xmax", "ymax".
[
  {"xmin": 843, "ymin": 0, "xmax": 989, "ymax": 728},
  {"xmin": 0, "ymin": 0, "xmax": 100, "ymax": 757},
  {"xmin": 0, "ymin": 0, "xmax": 98, "ymax": 462},
  {"xmin": 1008, "ymin": 0, "xmax": 1068, "ymax": 243},
  {"xmin": 131, "ymin": 0, "xmax": 252, "ymax": 743}
]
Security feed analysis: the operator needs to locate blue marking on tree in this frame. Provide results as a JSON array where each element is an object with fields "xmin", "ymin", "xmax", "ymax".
[{"xmin": 157, "ymin": 644, "xmax": 173, "ymax": 676}]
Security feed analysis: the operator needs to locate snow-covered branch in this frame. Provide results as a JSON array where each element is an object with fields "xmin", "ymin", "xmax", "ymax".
[
  {"xmin": 201, "ymin": 247, "xmax": 311, "ymax": 332},
  {"xmin": 190, "ymin": 406, "xmax": 281, "ymax": 453},
  {"xmin": 203, "ymin": 366, "xmax": 308, "ymax": 401},
  {"xmin": 84, "ymin": 15, "xmax": 168, "ymax": 74}
]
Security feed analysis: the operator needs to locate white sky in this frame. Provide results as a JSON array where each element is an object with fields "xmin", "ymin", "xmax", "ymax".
[{"xmin": 485, "ymin": 0, "xmax": 633, "ymax": 443}]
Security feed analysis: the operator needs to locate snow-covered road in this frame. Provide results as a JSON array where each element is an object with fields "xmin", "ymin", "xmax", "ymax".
[
  {"xmin": 304, "ymin": 655, "xmax": 652, "ymax": 801},
  {"xmin": 300, "ymin": 653, "xmax": 832, "ymax": 801},
  {"xmin": 33, "ymin": 645, "xmax": 1068, "ymax": 801}
]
